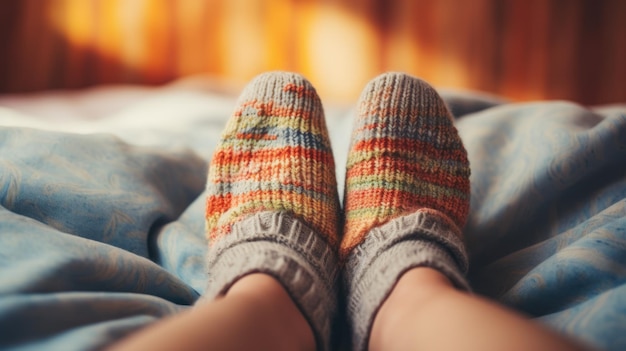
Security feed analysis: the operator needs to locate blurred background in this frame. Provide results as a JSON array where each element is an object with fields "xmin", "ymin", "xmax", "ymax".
[{"xmin": 0, "ymin": 0, "xmax": 624, "ymax": 105}]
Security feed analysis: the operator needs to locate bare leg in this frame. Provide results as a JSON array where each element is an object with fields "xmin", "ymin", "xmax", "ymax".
[
  {"xmin": 339, "ymin": 73, "xmax": 596, "ymax": 351},
  {"xmin": 370, "ymin": 267, "xmax": 592, "ymax": 351},
  {"xmin": 111, "ymin": 72, "xmax": 341, "ymax": 351},
  {"xmin": 107, "ymin": 273, "xmax": 315, "ymax": 351}
]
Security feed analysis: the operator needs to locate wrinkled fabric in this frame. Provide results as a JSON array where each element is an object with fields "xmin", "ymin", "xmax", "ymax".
[{"xmin": 0, "ymin": 83, "xmax": 625, "ymax": 350}]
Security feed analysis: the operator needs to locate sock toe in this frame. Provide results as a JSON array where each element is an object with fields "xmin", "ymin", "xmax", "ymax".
[
  {"xmin": 205, "ymin": 71, "xmax": 340, "ymax": 246},
  {"xmin": 341, "ymin": 72, "xmax": 470, "ymax": 258},
  {"xmin": 204, "ymin": 71, "xmax": 341, "ymax": 351}
]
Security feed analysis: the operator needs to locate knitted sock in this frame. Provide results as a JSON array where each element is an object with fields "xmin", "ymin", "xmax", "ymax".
[
  {"xmin": 341, "ymin": 72, "xmax": 471, "ymax": 351},
  {"xmin": 204, "ymin": 72, "xmax": 340, "ymax": 351}
]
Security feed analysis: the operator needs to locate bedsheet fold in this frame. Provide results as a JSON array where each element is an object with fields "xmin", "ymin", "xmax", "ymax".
[{"xmin": 0, "ymin": 83, "xmax": 625, "ymax": 350}]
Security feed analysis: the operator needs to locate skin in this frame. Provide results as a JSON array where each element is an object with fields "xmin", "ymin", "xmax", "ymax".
[
  {"xmin": 106, "ymin": 273, "xmax": 315, "ymax": 351},
  {"xmin": 108, "ymin": 267, "xmax": 594, "ymax": 351},
  {"xmin": 369, "ymin": 267, "xmax": 594, "ymax": 351}
]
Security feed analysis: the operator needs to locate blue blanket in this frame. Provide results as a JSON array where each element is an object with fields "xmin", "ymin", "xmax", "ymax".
[{"xmin": 1, "ymin": 90, "xmax": 625, "ymax": 350}]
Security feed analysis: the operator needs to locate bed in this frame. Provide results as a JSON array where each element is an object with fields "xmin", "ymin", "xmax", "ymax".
[{"xmin": 1, "ymin": 76, "xmax": 625, "ymax": 351}]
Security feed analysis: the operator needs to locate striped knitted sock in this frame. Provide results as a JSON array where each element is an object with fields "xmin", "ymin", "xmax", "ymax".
[
  {"xmin": 341, "ymin": 72, "xmax": 471, "ymax": 351},
  {"xmin": 204, "ymin": 72, "xmax": 340, "ymax": 351}
]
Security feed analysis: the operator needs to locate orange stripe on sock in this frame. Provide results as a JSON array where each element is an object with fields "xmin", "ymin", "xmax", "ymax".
[
  {"xmin": 344, "ymin": 188, "xmax": 468, "ymax": 222},
  {"xmin": 283, "ymin": 83, "xmax": 318, "ymax": 98},
  {"xmin": 234, "ymin": 100, "xmax": 317, "ymax": 120},
  {"xmin": 346, "ymin": 158, "xmax": 470, "ymax": 190},
  {"xmin": 212, "ymin": 146, "xmax": 334, "ymax": 167},
  {"xmin": 352, "ymin": 138, "xmax": 467, "ymax": 159}
]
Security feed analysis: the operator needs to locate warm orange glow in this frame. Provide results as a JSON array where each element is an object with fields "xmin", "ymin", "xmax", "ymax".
[
  {"xmin": 61, "ymin": 0, "xmax": 93, "ymax": 48},
  {"xmin": 264, "ymin": 0, "xmax": 293, "ymax": 72},
  {"xmin": 175, "ymin": 0, "xmax": 209, "ymax": 76},
  {"xmin": 301, "ymin": 3, "xmax": 381, "ymax": 102},
  {"xmin": 5, "ymin": 0, "xmax": 626, "ymax": 104},
  {"xmin": 222, "ymin": 1, "xmax": 266, "ymax": 81}
]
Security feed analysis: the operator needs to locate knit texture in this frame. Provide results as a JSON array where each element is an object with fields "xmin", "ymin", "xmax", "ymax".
[
  {"xmin": 204, "ymin": 72, "xmax": 340, "ymax": 351},
  {"xmin": 341, "ymin": 72, "xmax": 470, "ymax": 257},
  {"xmin": 206, "ymin": 211, "xmax": 339, "ymax": 351},
  {"xmin": 205, "ymin": 71, "xmax": 340, "ymax": 245},
  {"xmin": 341, "ymin": 73, "xmax": 471, "ymax": 351}
]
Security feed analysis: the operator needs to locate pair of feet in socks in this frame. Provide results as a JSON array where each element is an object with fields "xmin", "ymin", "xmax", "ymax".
[{"xmin": 204, "ymin": 71, "xmax": 471, "ymax": 351}]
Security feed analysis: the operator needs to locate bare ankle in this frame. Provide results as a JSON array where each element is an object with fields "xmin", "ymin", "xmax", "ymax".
[
  {"xmin": 370, "ymin": 267, "xmax": 455, "ymax": 351},
  {"xmin": 228, "ymin": 274, "xmax": 316, "ymax": 351}
]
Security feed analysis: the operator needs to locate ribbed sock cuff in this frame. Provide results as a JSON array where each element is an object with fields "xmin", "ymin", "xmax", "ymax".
[
  {"xmin": 343, "ymin": 210, "xmax": 470, "ymax": 351},
  {"xmin": 205, "ymin": 211, "xmax": 338, "ymax": 351}
]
